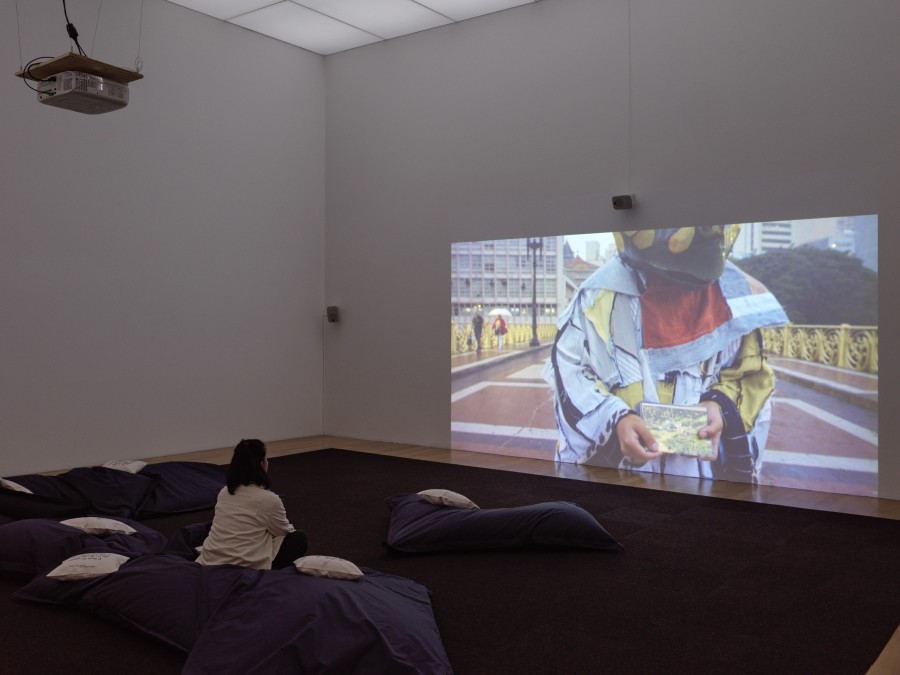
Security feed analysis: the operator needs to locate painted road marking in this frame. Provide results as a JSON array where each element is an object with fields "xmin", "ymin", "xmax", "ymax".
[
  {"xmin": 763, "ymin": 449, "xmax": 877, "ymax": 473},
  {"xmin": 451, "ymin": 421, "xmax": 559, "ymax": 440},
  {"xmin": 772, "ymin": 397, "xmax": 877, "ymax": 445},
  {"xmin": 451, "ymin": 380, "xmax": 546, "ymax": 403},
  {"xmin": 507, "ymin": 364, "xmax": 546, "ymax": 380}
]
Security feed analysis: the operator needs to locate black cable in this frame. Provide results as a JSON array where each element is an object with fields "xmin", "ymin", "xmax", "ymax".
[
  {"xmin": 62, "ymin": 0, "xmax": 86, "ymax": 56},
  {"xmin": 21, "ymin": 56, "xmax": 54, "ymax": 93},
  {"xmin": 19, "ymin": 0, "xmax": 88, "ymax": 95}
]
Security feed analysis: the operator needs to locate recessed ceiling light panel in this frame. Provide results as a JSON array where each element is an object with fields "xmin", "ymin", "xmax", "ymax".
[
  {"xmin": 164, "ymin": 0, "xmax": 539, "ymax": 55},
  {"xmin": 229, "ymin": 2, "xmax": 382, "ymax": 55},
  {"xmin": 297, "ymin": 0, "xmax": 452, "ymax": 40}
]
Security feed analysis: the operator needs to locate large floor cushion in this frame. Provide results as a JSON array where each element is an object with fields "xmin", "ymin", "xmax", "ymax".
[{"xmin": 384, "ymin": 493, "xmax": 623, "ymax": 553}]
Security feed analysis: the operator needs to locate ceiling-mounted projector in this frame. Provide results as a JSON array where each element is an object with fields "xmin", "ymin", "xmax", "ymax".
[
  {"xmin": 16, "ymin": 53, "xmax": 142, "ymax": 115},
  {"xmin": 37, "ymin": 70, "xmax": 129, "ymax": 114}
]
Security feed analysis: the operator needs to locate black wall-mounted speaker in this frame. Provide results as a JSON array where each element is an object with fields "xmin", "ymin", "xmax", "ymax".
[
  {"xmin": 612, "ymin": 194, "xmax": 635, "ymax": 210},
  {"xmin": 326, "ymin": 306, "xmax": 340, "ymax": 323}
]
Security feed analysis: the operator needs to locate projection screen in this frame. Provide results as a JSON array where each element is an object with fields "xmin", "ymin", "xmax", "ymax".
[{"xmin": 451, "ymin": 215, "xmax": 878, "ymax": 497}]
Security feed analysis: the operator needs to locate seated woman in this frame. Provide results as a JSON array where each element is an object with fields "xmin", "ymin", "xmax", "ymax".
[{"xmin": 197, "ymin": 439, "xmax": 307, "ymax": 570}]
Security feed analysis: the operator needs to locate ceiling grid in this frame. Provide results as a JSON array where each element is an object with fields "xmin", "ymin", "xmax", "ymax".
[{"xmin": 165, "ymin": 0, "xmax": 540, "ymax": 55}]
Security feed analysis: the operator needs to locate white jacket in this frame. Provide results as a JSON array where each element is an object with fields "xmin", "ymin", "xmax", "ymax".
[{"xmin": 197, "ymin": 484, "xmax": 295, "ymax": 569}]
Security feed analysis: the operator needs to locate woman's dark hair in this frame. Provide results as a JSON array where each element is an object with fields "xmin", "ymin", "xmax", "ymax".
[{"xmin": 226, "ymin": 439, "xmax": 271, "ymax": 494}]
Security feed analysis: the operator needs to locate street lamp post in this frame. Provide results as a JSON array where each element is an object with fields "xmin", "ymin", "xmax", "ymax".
[{"xmin": 527, "ymin": 237, "xmax": 543, "ymax": 347}]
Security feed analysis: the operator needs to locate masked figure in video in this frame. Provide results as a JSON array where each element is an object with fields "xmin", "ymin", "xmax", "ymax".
[{"xmin": 542, "ymin": 225, "xmax": 788, "ymax": 482}]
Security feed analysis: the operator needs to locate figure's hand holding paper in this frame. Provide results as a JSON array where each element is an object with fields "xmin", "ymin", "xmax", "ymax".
[{"xmin": 638, "ymin": 403, "xmax": 715, "ymax": 458}]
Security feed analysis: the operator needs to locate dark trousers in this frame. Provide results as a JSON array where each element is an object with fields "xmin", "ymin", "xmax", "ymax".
[
  {"xmin": 272, "ymin": 530, "xmax": 309, "ymax": 569},
  {"xmin": 167, "ymin": 521, "xmax": 308, "ymax": 569}
]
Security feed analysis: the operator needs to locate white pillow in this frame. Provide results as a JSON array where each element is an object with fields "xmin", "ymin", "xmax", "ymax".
[
  {"xmin": 417, "ymin": 489, "xmax": 480, "ymax": 510},
  {"xmin": 294, "ymin": 555, "xmax": 363, "ymax": 580},
  {"xmin": 46, "ymin": 552, "xmax": 129, "ymax": 581},
  {"xmin": 0, "ymin": 478, "xmax": 33, "ymax": 494},
  {"xmin": 60, "ymin": 517, "xmax": 137, "ymax": 536},
  {"xmin": 102, "ymin": 459, "xmax": 148, "ymax": 474}
]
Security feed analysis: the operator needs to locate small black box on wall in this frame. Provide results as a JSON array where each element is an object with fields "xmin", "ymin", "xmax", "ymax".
[
  {"xmin": 326, "ymin": 306, "xmax": 340, "ymax": 323},
  {"xmin": 611, "ymin": 194, "xmax": 635, "ymax": 210}
]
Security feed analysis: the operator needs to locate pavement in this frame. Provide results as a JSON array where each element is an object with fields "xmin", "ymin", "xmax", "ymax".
[
  {"xmin": 451, "ymin": 343, "xmax": 549, "ymax": 377},
  {"xmin": 451, "ymin": 345, "xmax": 879, "ymax": 497},
  {"xmin": 768, "ymin": 356, "xmax": 877, "ymax": 410}
]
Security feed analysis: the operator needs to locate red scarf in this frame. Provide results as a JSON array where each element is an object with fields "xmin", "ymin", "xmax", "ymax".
[{"xmin": 640, "ymin": 275, "xmax": 732, "ymax": 349}]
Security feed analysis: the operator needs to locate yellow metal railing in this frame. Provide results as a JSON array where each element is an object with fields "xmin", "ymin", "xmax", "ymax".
[
  {"xmin": 453, "ymin": 321, "xmax": 879, "ymax": 374},
  {"xmin": 451, "ymin": 322, "xmax": 557, "ymax": 354},
  {"xmin": 761, "ymin": 324, "xmax": 878, "ymax": 374}
]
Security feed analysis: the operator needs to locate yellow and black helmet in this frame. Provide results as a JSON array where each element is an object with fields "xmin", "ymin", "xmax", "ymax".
[{"xmin": 614, "ymin": 225, "xmax": 741, "ymax": 288}]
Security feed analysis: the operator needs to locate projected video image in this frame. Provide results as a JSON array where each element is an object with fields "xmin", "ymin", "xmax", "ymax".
[{"xmin": 451, "ymin": 216, "xmax": 878, "ymax": 497}]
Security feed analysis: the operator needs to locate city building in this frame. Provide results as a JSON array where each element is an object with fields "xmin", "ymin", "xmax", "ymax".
[
  {"xmin": 450, "ymin": 237, "xmax": 565, "ymax": 324},
  {"xmin": 732, "ymin": 216, "xmax": 878, "ymax": 269}
]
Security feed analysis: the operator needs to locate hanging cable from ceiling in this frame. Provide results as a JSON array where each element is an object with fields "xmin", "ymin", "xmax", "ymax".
[
  {"xmin": 134, "ymin": 0, "xmax": 144, "ymax": 73},
  {"xmin": 626, "ymin": 0, "xmax": 632, "ymax": 196},
  {"xmin": 15, "ymin": 0, "xmax": 23, "ymax": 72},
  {"xmin": 90, "ymin": 0, "xmax": 104, "ymax": 57},
  {"xmin": 15, "ymin": 0, "xmax": 52, "ymax": 92},
  {"xmin": 62, "ymin": 0, "xmax": 87, "ymax": 57}
]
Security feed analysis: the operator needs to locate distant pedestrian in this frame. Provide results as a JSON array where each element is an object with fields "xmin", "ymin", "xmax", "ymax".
[
  {"xmin": 492, "ymin": 315, "xmax": 508, "ymax": 351},
  {"xmin": 472, "ymin": 312, "xmax": 484, "ymax": 353}
]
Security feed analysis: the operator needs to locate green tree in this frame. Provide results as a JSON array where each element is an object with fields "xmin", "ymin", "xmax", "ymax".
[{"xmin": 733, "ymin": 247, "xmax": 877, "ymax": 325}]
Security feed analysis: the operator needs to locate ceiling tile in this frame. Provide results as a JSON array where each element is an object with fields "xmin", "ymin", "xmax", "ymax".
[
  {"xmin": 165, "ymin": 0, "xmax": 539, "ymax": 55},
  {"xmin": 166, "ymin": 0, "xmax": 274, "ymax": 22},
  {"xmin": 296, "ymin": 0, "xmax": 453, "ymax": 40},
  {"xmin": 419, "ymin": 0, "xmax": 536, "ymax": 23},
  {"xmin": 228, "ymin": 2, "xmax": 383, "ymax": 55}
]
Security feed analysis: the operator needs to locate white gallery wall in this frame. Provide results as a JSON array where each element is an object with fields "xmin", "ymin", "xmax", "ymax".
[
  {"xmin": 1, "ymin": 0, "xmax": 897, "ymax": 500},
  {"xmin": 324, "ymin": 0, "xmax": 900, "ymax": 499},
  {"xmin": 0, "ymin": 0, "xmax": 326, "ymax": 474}
]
